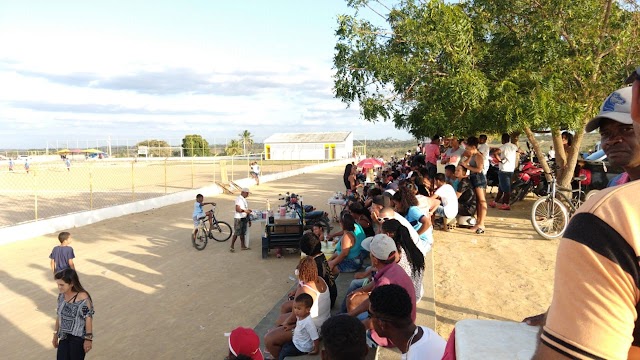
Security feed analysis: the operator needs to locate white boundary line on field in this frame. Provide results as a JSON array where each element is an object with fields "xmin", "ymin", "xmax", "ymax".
[{"xmin": 0, "ymin": 159, "xmax": 352, "ymax": 246}]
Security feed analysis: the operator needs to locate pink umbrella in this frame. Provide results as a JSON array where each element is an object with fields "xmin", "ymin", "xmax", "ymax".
[{"xmin": 357, "ymin": 158, "xmax": 384, "ymax": 169}]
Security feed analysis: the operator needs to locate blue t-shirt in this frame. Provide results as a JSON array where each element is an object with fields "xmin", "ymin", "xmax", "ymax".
[
  {"xmin": 405, "ymin": 206, "xmax": 428, "ymax": 242},
  {"xmin": 192, "ymin": 201, "xmax": 204, "ymax": 219},
  {"xmin": 49, "ymin": 246, "xmax": 75, "ymax": 273}
]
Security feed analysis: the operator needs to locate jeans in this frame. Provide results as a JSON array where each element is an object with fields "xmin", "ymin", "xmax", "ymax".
[
  {"xmin": 498, "ymin": 171, "xmax": 513, "ymax": 193},
  {"xmin": 340, "ymin": 278, "xmax": 368, "ymax": 313},
  {"xmin": 279, "ymin": 341, "xmax": 307, "ymax": 360},
  {"xmin": 57, "ymin": 335, "xmax": 85, "ymax": 360}
]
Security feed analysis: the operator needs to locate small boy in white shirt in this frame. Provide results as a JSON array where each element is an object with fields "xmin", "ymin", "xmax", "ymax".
[{"xmin": 277, "ymin": 293, "xmax": 319, "ymax": 359}]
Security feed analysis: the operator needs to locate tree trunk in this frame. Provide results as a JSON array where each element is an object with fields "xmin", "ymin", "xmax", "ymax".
[{"xmin": 523, "ymin": 126, "xmax": 552, "ymax": 181}]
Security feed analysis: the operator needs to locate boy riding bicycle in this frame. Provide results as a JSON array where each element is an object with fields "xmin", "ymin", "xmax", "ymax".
[{"xmin": 193, "ymin": 194, "xmax": 216, "ymax": 241}]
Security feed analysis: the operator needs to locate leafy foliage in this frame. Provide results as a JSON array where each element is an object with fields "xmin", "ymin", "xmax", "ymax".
[
  {"xmin": 182, "ymin": 135, "xmax": 210, "ymax": 157},
  {"xmin": 135, "ymin": 139, "xmax": 172, "ymax": 157},
  {"xmin": 225, "ymin": 139, "xmax": 243, "ymax": 156},
  {"xmin": 334, "ymin": 0, "xmax": 640, "ymax": 185}
]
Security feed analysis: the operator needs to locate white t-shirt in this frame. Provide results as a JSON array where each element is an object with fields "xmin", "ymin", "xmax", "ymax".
[
  {"xmin": 292, "ymin": 315, "xmax": 319, "ymax": 353},
  {"xmin": 401, "ymin": 326, "xmax": 447, "ymax": 360},
  {"xmin": 234, "ymin": 195, "xmax": 248, "ymax": 219},
  {"xmin": 251, "ymin": 164, "xmax": 260, "ymax": 173},
  {"xmin": 435, "ymin": 184, "xmax": 458, "ymax": 219},
  {"xmin": 478, "ymin": 143, "xmax": 490, "ymax": 175},
  {"xmin": 498, "ymin": 143, "xmax": 519, "ymax": 172},
  {"xmin": 444, "ymin": 147, "xmax": 465, "ymax": 167}
]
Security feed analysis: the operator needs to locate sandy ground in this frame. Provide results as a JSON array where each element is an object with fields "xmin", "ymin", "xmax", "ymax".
[
  {"xmin": 1, "ymin": 166, "xmax": 557, "ymax": 359},
  {"xmin": 433, "ymin": 194, "xmax": 557, "ymax": 338}
]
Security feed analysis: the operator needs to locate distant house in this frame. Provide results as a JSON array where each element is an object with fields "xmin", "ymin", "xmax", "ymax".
[{"xmin": 263, "ymin": 132, "xmax": 353, "ymax": 160}]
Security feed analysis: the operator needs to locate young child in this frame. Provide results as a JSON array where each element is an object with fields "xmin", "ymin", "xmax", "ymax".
[
  {"xmin": 278, "ymin": 293, "xmax": 319, "ymax": 359},
  {"xmin": 192, "ymin": 194, "xmax": 215, "ymax": 241},
  {"xmin": 49, "ymin": 232, "xmax": 76, "ymax": 275}
]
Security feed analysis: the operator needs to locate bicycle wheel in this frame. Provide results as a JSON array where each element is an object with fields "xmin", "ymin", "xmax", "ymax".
[
  {"xmin": 193, "ymin": 227, "xmax": 208, "ymax": 250},
  {"xmin": 210, "ymin": 221, "xmax": 233, "ymax": 242},
  {"xmin": 530, "ymin": 197, "xmax": 569, "ymax": 240}
]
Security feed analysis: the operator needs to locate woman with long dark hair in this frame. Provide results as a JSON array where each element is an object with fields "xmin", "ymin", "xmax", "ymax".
[
  {"xmin": 327, "ymin": 211, "xmax": 363, "ymax": 275},
  {"xmin": 343, "ymin": 163, "xmax": 353, "ymax": 191},
  {"xmin": 53, "ymin": 269, "xmax": 94, "ymax": 359},
  {"xmin": 381, "ymin": 219, "xmax": 426, "ymax": 302},
  {"xmin": 391, "ymin": 186, "xmax": 432, "ymax": 248}
]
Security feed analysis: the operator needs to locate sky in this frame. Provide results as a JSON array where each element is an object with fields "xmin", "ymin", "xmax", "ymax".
[{"xmin": 0, "ymin": 0, "xmax": 413, "ymax": 149}]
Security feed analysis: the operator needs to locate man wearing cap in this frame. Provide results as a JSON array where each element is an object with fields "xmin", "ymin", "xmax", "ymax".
[
  {"xmin": 531, "ymin": 86, "xmax": 640, "ymax": 359},
  {"xmin": 588, "ymin": 87, "xmax": 640, "ymax": 185},
  {"xmin": 230, "ymin": 188, "xmax": 252, "ymax": 252},
  {"xmin": 227, "ymin": 326, "xmax": 264, "ymax": 360},
  {"xmin": 346, "ymin": 234, "xmax": 416, "ymax": 348}
]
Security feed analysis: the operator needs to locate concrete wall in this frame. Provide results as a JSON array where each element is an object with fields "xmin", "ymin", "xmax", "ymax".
[{"xmin": 0, "ymin": 159, "xmax": 352, "ymax": 246}]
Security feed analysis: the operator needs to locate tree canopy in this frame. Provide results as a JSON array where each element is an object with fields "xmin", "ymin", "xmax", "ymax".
[
  {"xmin": 182, "ymin": 135, "xmax": 210, "ymax": 157},
  {"xmin": 136, "ymin": 139, "xmax": 171, "ymax": 157},
  {"xmin": 334, "ymin": 0, "xmax": 640, "ymax": 185}
]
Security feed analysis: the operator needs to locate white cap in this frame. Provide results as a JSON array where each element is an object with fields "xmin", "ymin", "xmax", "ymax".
[
  {"xmin": 585, "ymin": 87, "xmax": 633, "ymax": 132},
  {"xmin": 361, "ymin": 234, "xmax": 397, "ymax": 261},
  {"xmin": 241, "ymin": 187, "xmax": 250, "ymax": 193}
]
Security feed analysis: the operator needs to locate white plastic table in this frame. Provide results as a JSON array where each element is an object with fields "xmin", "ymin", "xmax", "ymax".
[
  {"xmin": 327, "ymin": 198, "xmax": 347, "ymax": 222},
  {"xmin": 455, "ymin": 319, "xmax": 539, "ymax": 360}
]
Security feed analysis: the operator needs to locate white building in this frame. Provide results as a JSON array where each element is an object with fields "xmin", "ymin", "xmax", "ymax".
[{"xmin": 263, "ymin": 132, "xmax": 354, "ymax": 160}]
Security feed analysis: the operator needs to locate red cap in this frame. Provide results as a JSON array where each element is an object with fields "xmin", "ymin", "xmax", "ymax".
[{"xmin": 228, "ymin": 327, "xmax": 263, "ymax": 360}]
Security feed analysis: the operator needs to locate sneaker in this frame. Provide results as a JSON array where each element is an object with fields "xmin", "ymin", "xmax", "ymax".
[
  {"xmin": 489, "ymin": 201, "xmax": 497, "ymax": 208},
  {"xmin": 499, "ymin": 204, "xmax": 511, "ymax": 210}
]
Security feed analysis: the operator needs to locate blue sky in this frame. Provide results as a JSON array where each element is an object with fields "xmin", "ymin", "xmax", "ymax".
[{"xmin": 0, "ymin": 0, "xmax": 412, "ymax": 149}]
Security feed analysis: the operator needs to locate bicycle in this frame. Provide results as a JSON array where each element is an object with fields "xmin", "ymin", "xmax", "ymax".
[
  {"xmin": 530, "ymin": 172, "xmax": 587, "ymax": 240},
  {"xmin": 192, "ymin": 206, "xmax": 233, "ymax": 250}
]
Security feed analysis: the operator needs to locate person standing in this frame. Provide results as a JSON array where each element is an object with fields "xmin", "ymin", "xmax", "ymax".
[
  {"xmin": 460, "ymin": 136, "xmax": 487, "ymax": 234},
  {"xmin": 53, "ymin": 269, "xmax": 94, "ymax": 359},
  {"xmin": 65, "ymin": 158, "xmax": 71, "ymax": 172},
  {"xmin": 230, "ymin": 188, "xmax": 252, "ymax": 252},
  {"xmin": 24, "ymin": 158, "xmax": 30, "ymax": 174},
  {"xmin": 440, "ymin": 137, "xmax": 465, "ymax": 167},
  {"xmin": 50, "ymin": 232, "xmax": 76, "ymax": 275},
  {"xmin": 477, "ymin": 135, "xmax": 490, "ymax": 175},
  {"xmin": 489, "ymin": 133, "xmax": 518, "ymax": 210},
  {"xmin": 9, "ymin": 158, "xmax": 14, "ymax": 171},
  {"xmin": 250, "ymin": 162, "xmax": 260, "ymax": 185}
]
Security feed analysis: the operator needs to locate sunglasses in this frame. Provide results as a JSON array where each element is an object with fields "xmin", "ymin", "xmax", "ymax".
[{"xmin": 625, "ymin": 66, "xmax": 640, "ymax": 84}]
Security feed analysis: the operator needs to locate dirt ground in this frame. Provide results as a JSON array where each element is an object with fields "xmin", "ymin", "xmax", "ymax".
[{"xmin": 0, "ymin": 166, "xmax": 557, "ymax": 359}]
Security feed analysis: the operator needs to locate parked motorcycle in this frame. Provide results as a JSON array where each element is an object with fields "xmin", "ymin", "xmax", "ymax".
[
  {"xmin": 509, "ymin": 154, "xmax": 548, "ymax": 205},
  {"xmin": 278, "ymin": 192, "xmax": 332, "ymax": 231}
]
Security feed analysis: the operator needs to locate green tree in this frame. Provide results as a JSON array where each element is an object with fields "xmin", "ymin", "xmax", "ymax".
[
  {"xmin": 238, "ymin": 130, "xmax": 254, "ymax": 155},
  {"xmin": 182, "ymin": 135, "xmax": 210, "ymax": 157},
  {"xmin": 225, "ymin": 139, "xmax": 243, "ymax": 156},
  {"xmin": 136, "ymin": 139, "xmax": 172, "ymax": 157},
  {"xmin": 334, "ymin": 0, "xmax": 640, "ymax": 186}
]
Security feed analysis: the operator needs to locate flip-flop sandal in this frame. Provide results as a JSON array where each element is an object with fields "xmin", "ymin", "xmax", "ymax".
[
  {"xmin": 475, "ymin": 228, "xmax": 485, "ymax": 234},
  {"xmin": 241, "ymin": 247, "xmax": 251, "ymax": 250},
  {"xmin": 229, "ymin": 248, "xmax": 235, "ymax": 252}
]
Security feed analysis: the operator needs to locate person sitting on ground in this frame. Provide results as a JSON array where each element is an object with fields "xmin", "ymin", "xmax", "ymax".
[
  {"xmin": 363, "ymin": 187, "xmax": 382, "ymax": 209},
  {"xmin": 381, "ymin": 219, "xmax": 426, "ymax": 303},
  {"xmin": 429, "ymin": 173, "xmax": 458, "ymax": 228},
  {"xmin": 300, "ymin": 230, "xmax": 337, "ymax": 308},
  {"xmin": 444, "ymin": 164, "xmax": 458, "ymax": 189},
  {"xmin": 327, "ymin": 211, "xmax": 364, "ymax": 275},
  {"xmin": 265, "ymin": 257, "xmax": 330, "ymax": 359},
  {"xmin": 369, "ymin": 284, "xmax": 446, "ymax": 359},
  {"xmin": 346, "ymin": 234, "xmax": 416, "ymax": 348},
  {"xmin": 227, "ymin": 327, "xmax": 264, "ymax": 360},
  {"xmin": 378, "ymin": 206, "xmax": 428, "ymax": 255},
  {"xmin": 453, "ymin": 165, "xmax": 477, "ymax": 219},
  {"xmin": 276, "ymin": 293, "xmax": 320, "ymax": 359},
  {"xmin": 349, "ymin": 202, "xmax": 375, "ymax": 237},
  {"xmin": 192, "ymin": 194, "xmax": 215, "ymax": 241},
  {"xmin": 321, "ymin": 314, "xmax": 368, "ymax": 360},
  {"xmin": 407, "ymin": 182, "xmax": 432, "ymax": 217},
  {"xmin": 391, "ymin": 186, "xmax": 433, "ymax": 249}
]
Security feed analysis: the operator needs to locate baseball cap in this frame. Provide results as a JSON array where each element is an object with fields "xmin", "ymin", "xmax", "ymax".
[
  {"xmin": 585, "ymin": 87, "xmax": 633, "ymax": 132},
  {"xmin": 228, "ymin": 327, "xmax": 263, "ymax": 360},
  {"xmin": 625, "ymin": 66, "xmax": 640, "ymax": 84},
  {"xmin": 361, "ymin": 234, "xmax": 397, "ymax": 261},
  {"xmin": 241, "ymin": 187, "xmax": 251, "ymax": 193}
]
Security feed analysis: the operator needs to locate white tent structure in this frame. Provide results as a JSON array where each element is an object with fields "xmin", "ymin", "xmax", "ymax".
[{"xmin": 263, "ymin": 131, "xmax": 353, "ymax": 160}]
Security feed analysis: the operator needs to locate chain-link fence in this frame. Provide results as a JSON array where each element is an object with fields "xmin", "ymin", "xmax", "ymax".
[{"xmin": 0, "ymin": 154, "xmax": 341, "ymax": 228}]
